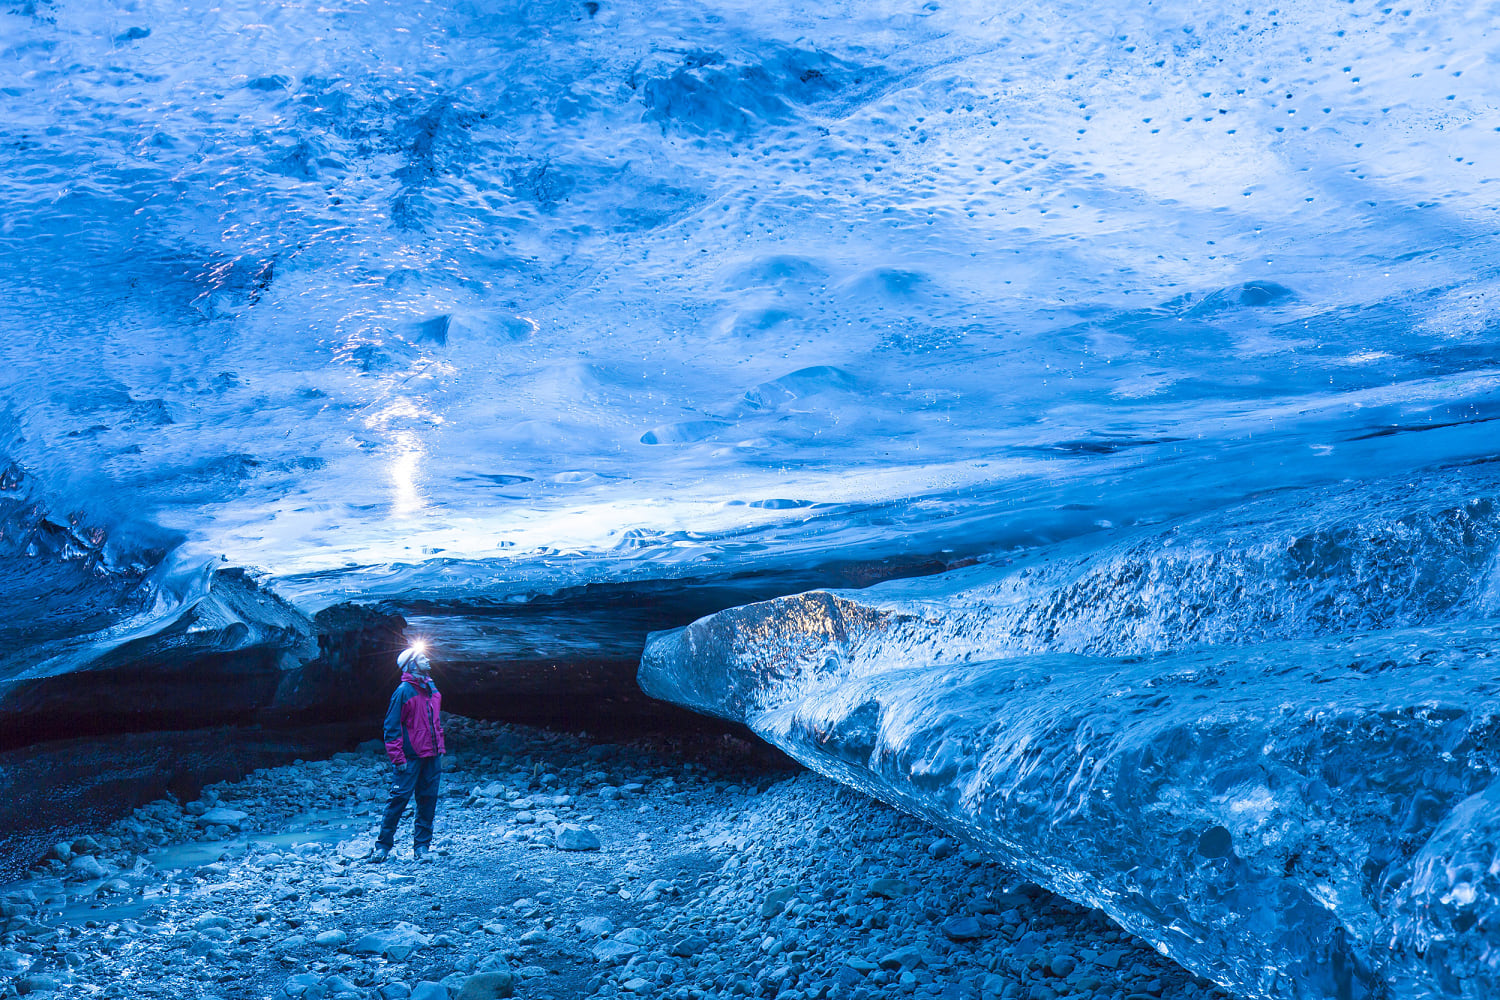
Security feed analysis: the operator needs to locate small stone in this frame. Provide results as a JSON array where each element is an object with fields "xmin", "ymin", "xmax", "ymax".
[
  {"xmin": 614, "ymin": 927, "xmax": 650, "ymax": 946},
  {"xmin": 454, "ymin": 970, "xmax": 515, "ymax": 1000},
  {"xmin": 16, "ymin": 976, "xmax": 62, "ymax": 995},
  {"xmin": 1047, "ymin": 955, "xmax": 1077, "ymax": 978},
  {"xmin": 194, "ymin": 914, "xmax": 234, "ymax": 931},
  {"xmin": 878, "ymin": 946, "xmax": 926, "ymax": 970},
  {"xmin": 591, "ymin": 939, "xmax": 640, "ymax": 964},
  {"xmin": 576, "ymin": 915, "xmax": 614, "ymax": 937},
  {"xmin": 517, "ymin": 929, "xmax": 548, "ymax": 946},
  {"xmin": 324, "ymin": 975, "xmax": 359, "ymax": 995},
  {"xmin": 928, "ymin": 838, "xmax": 955, "ymax": 859},
  {"xmin": 353, "ymin": 922, "xmax": 430, "ymax": 961},
  {"xmin": 70, "ymin": 835, "xmax": 103, "ymax": 856},
  {"xmin": 282, "ymin": 973, "xmax": 320, "ymax": 997},
  {"xmin": 668, "ymin": 934, "xmax": 710, "ymax": 957},
  {"xmin": 554, "ymin": 824, "xmax": 600, "ymax": 851},
  {"xmin": 409, "ymin": 984, "xmax": 448, "ymax": 1000},
  {"xmin": 867, "ymin": 878, "xmax": 915, "ymax": 899},
  {"xmin": 315, "ymin": 929, "xmax": 348, "ymax": 947},
  {"xmin": 845, "ymin": 958, "xmax": 878, "ymax": 974},
  {"xmin": 941, "ymin": 916, "xmax": 985, "ymax": 941},
  {"xmin": 760, "ymin": 886, "xmax": 796, "ymax": 919},
  {"xmin": 381, "ymin": 985, "xmax": 413, "ymax": 1000},
  {"xmin": 195, "ymin": 808, "xmax": 250, "ymax": 828},
  {"xmin": 66, "ymin": 856, "xmax": 108, "ymax": 880},
  {"xmin": 622, "ymin": 978, "xmax": 652, "ymax": 996}
]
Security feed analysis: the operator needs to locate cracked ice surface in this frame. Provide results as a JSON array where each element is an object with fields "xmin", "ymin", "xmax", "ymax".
[{"xmin": 640, "ymin": 472, "xmax": 1500, "ymax": 999}]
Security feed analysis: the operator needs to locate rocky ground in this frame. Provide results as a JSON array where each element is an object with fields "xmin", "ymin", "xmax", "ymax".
[{"xmin": 0, "ymin": 718, "xmax": 1230, "ymax": 1000}]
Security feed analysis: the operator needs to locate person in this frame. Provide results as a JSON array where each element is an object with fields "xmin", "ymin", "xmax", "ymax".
[{"xmin": 370, "ymin": 643, "xmax": 446, "ymax": 863}]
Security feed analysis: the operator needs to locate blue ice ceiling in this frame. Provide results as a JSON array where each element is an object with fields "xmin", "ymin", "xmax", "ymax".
[
  {"xmin": 4, "ymin": 0, "xmax": 1499, "ymax": 610},
  {"xmin": 7, "ymin": 3, "xmax": 1500, "ymax": 993}
]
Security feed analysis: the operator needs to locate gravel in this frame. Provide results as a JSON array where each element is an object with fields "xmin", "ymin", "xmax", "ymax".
[{"xmin": 0, "ymin": 718, "xmax": 1232, "ymax": 1000}]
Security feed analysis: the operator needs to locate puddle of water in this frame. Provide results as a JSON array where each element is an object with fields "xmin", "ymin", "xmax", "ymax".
[
  {"xmin": 0, "ymin": 809, "xmax": 371, "ymax": 927},
  {"xmin": 145, "ymin": 842, "xmax": 235, "ymax": 871},
  {"xmin": 58, "ymin": 894, "xmax": 156, "ymax": 925},
  {"xmin": 146, "ymin": 810, "xmax": 366, "ymax": 870},
  {"xmin": 0, "ymin": 872, "xmax": 158, "ymax": 927}
]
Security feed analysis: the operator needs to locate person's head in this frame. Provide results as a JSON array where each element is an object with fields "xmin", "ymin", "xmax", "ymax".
[{"xmin": 397, "ymin": 642, "xmax": 432, "ymax": 676}]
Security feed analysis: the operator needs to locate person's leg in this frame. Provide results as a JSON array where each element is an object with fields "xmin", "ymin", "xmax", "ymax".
[
  {"xmin": 377, "ymin": 763, "xmax": 420, "ymax": 849},
  {"xmin": 413, "ymin": 755, "xmax": 442, "ymax": 849}
]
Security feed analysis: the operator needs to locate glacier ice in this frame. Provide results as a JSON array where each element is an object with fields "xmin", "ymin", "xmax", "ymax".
[
  {"xmin": 2, "ymin": 0, "xmax": 1500, "ymax": 989},
  {"xmin": 4, "ymin": 0, "xmax": 1500, "ymax": 604},
  {"xmin": 641, "ymin": 472, "xmax": 1500, "ymax": 999}
]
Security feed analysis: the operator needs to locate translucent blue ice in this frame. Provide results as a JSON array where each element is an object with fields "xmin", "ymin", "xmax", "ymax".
[
  {"xmin": 2, "ymin": 0, "xmax": 1499, "ymax": 606},
  {"xmin": 3, "ymin": 2, "xmax": 1500, "ymax": 991},
  {"xmin": 641, "ymin": 470, "xmax": 1500, "ymax": 999}
]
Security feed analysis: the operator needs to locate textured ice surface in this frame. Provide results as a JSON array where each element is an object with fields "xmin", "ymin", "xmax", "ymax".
[
  {"xmin": 640, "ymin": 472, "xmax": 1500, "ymax": 999},
  {"xmin": 646, "ymin": 623, "xmax": 1500, "ymax": 1000},
  {"xmin": 4, "ymin": 0, "xmax": 1500, "ymax": 614}
]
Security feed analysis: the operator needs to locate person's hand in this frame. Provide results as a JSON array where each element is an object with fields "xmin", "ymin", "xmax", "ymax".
[{"xmin": 394, "ymin": 760, "xmax": 409, "ymax": 774}]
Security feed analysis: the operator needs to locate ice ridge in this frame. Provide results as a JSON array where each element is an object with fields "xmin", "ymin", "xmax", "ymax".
[{"xmin": 640, "ymin": 474, "xmax": 1500, "ymax": 999}]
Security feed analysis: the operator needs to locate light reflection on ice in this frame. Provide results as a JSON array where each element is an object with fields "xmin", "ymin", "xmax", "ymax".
[{"xmin": 0, "ymin": 0, "xmax": 1497, "ymax": 604}]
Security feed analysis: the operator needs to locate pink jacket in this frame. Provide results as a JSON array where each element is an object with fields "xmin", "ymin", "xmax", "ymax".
[{"xmin": 382, "ymin": 672, "xmax": 445, "ymax": 765}]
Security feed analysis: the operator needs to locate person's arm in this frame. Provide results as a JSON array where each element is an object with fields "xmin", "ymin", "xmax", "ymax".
[
  {"xmin": 383, "ymin": 685, "xmax": 409, "ymax": 767},
  {"xmin": 434, "ymin": 689, "xmax": 447, "ymax": 757}
]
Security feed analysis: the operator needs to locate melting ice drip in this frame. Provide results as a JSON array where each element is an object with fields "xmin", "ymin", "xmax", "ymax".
[{"xmin": 641, "ymin": 469, "xmax": 1500, "ymax": 1000}]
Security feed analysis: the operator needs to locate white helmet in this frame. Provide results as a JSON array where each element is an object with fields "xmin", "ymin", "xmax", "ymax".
[{"xmin": 397, "ymin": 644, "xmax": 431, "ymax": 672}]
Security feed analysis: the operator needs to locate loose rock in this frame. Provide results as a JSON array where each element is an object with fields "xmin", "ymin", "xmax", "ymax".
[
  {"xmin": 454, "ymin": 970, "xmax": 515, "ymax": 1000},
  {"xmin": 554, "ymin": 823, "xmax": 601, "ymax": 851},
  {"xmin": 0, "ymin": 717, "xmax": 1221, "ymax": 1000}
]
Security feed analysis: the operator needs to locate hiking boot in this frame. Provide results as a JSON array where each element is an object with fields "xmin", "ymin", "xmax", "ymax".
[
  {"xmin": 367, "ymin": 846, "xmax": 390, "ymax": 864},
  {"xmin": 413, "ymin": 844, "xmax": 431, "ymax": 863}
]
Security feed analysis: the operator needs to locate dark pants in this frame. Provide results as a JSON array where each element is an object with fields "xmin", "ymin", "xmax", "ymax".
[{"xmin": 377, "ymin": 755, "xmax": 441, "ymax": 849}]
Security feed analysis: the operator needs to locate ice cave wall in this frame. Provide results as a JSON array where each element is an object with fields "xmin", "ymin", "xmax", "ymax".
[{"xmin": 641, "ymin": 469, "xmax": 1500, "ymax": 1000}]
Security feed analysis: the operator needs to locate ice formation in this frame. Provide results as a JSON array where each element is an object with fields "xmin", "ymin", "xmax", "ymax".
[
  {"xmin": 2, "ymin": 0, "xmax": 1499, "ymax": 992},
  {"xmin": 641, "ymin": 471, "xmax": 1500, "ymax": 999},
  {"xmin": 4, "ymin": 0, "xmax": 1499, "ymax": 612}
]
